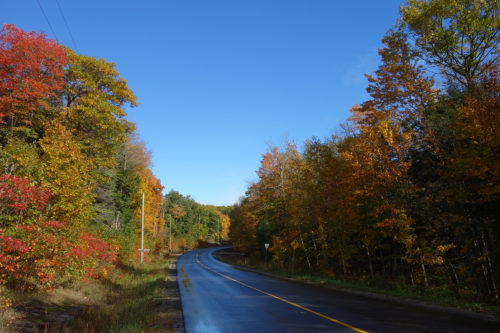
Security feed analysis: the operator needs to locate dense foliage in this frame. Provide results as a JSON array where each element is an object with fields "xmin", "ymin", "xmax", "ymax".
[
  {"xmin": 164, "ymin": 190, "xmax": 230, "ymax": 250},
  {"xmin": 230, "ymin": 0, "xmax": 499, "ymax": 304},
  {"xmin": 0, "ymin": 24, "xmax": 166, "ymax": 307}
]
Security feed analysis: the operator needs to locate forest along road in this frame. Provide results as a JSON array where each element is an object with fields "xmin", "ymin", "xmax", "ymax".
[{"xmin": 177, "ymin": 248, "xmax": 499, "ymax": 333}]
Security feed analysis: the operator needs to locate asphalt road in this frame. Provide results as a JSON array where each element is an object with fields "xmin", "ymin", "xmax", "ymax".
[{"xmin": 177, "ymin": 247, "xmax": 499, "ymax": 333}]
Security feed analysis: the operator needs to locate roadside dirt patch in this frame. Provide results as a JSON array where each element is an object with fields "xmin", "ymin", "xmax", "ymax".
[{"xmin": 8, "ymin": 300, "xmax": 83, "ymax": 332}]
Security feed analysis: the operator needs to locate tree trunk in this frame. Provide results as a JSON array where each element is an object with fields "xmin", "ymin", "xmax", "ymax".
[
  {"xmin": 340, "ymin": 247, "xmax": 347, "ymax": 276},
  {"xmin": 420, "ymin": 254, "xmax": 429, "ymax": 288},
  {"xmin": 379, "ymin": 248, "xmax": 386, "ymax": 275},
  {"xmin": 475, "ymin": 239, "xmax": 492, "ymax": 298},
  {"xmin": 300, "ymin": 234, "xmax": 312, "ymax": 270},
  {"xmin": 310, "ymin": 230, "xmax": 319, "ymax": 267},
  {"xmin": 114, "ymin": 212, "xmax": 121, "ymax": 230},
  {"xmin": 482, "ymin": 232, "xmax": 498, "ymax": 300},
  {"xmin": 409, "ymin": 265, "xmax": 415, "ymax": 287},
  {"xmin": 448, "ymin": 261, "xmax": 460, "ymax": 297},
  {"xmin": 366, "ymin": 244, "xmax": 374, "ymax": 278}
]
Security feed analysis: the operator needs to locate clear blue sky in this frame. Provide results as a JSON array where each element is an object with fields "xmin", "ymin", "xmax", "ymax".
[{"xmin": 2, "ymin": 0, "xmax": 403, "ymax": 206}]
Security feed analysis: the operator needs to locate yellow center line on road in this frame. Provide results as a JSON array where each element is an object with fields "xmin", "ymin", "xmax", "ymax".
[{"xmin": 195, "ymin": 251, "xmax": 368, "ymax": 333}]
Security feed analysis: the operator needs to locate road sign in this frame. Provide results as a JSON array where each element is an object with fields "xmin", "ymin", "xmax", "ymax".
[
  {"xmin": 264, "ymin": 243, "xmax": 269, "ymax": 264},
  {"xmin": 290, "ymin": 239, "xmax": 299, "ymax": 249}
]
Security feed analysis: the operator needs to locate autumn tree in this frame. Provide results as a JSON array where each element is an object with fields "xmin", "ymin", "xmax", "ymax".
[
  {"xmin": 59, "ymin": 49, "xmax": 138, "ymax": 181},
  {"xmin": 0, "ymin": 139, "xmax": 43, "ymax": 183},
  {"xmin": 0, "ymin": 174, "xmax": 50, "ymax": 227},
  {"xmin": 162, "ymin": 191, "xmax": 231, "ymax": 249},
  {"xmin": 57, "ymin": 51, "xmax": 142, "ymax": 255},
  {"xmin": 0, "ymin": 24, "xmax": 166, "ymax": 298},
  {"xmin": 229, "ymin": 196, "xmax": 260, "ymax": 258},
  {"xmin": 0, "ymin": 24, "xmax": 66, "ymax": 140},
  {"xmin": 219, "ymin": 212, "xmax": 231, "ymax": 241},
  {"xmin": 398, "ymin": 0, "xmax": 500, "ymax": 296},
  {"xmin": 400, "ymin": 0, "xmax": 499, "ymax": 89},
  {"xmin": 136, "ymin": 169, "xmax": 165, "ymax": 237},
  {"xmin": 228, "ymin": 1, "xmax": 499, "ymax": 302},
  {"xmin": 39, "ymin": 121, "xmax": 94, "ymax": 230},
  {"xmin": 299, "ymin": 137, "xmax": 359, "ymax": 274}
]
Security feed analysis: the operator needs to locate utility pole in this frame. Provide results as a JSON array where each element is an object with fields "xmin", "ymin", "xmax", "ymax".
[
  {"xmin": 198, "ymin": 214, "xmax": 201, "ymax": 239},
  {"xmin": 138, "ymin": 193, "xmax": 149, "ymax": 263},
  {"xmin": 141, "ymin": 192, "xmax": 144, "ymax": 263},
  {"xmin": 169, "ymin": 214, "xmax": 172, "ymax": 252}
]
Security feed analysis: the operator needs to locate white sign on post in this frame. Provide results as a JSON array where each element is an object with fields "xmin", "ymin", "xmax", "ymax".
[{"xmin": 264, "ymin": 243, "xmax": 269, "ymax": 249}]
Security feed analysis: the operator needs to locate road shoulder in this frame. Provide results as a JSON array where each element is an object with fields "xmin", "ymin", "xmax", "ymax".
[
  {"xmin": 212, "ymin": 248, "xmax": 500, "ymax": 325},
  {"xmin": 146, "ymin": 254, "xmax": 185, "ymax": 332}
]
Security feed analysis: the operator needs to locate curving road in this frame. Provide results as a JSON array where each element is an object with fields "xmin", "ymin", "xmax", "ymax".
[{"xmin": 177, "ymin": 248, "xmax": 499, "ymax": 333}]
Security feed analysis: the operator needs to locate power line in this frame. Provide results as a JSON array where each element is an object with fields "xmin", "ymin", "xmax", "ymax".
[
  {"xmin": 55, "ymin": 0, "xmax": 79, "ymax": 53},
  {"xmin": 36, "ymin": 0, "xmax": 59, "ymax": 42}
]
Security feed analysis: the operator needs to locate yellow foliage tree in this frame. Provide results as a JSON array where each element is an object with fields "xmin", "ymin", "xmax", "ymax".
[
  {"xmin": 135, "ymin": 169, "xmax": 165, "ymax": 237},
  {"xmin": 39, "ymin": 121, "xmax": 94, "ymax": 230}
]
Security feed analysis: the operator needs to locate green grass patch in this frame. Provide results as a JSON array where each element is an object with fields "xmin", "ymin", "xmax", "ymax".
[
  {"xmin": 1, "ymin": 257, "xmax": 169, "ymax": 332},
  {"xmin": 68, "ymin": 258, "xmax": 169, "ymax": 332}
]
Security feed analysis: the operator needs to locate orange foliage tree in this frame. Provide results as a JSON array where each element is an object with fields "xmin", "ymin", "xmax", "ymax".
[{"xmin": 229, "ymin": 1, "xmax": 499, "ymax": 303}]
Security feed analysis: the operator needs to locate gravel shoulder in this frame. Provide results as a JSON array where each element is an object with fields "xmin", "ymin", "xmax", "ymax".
[{"xmin": 146, "ymin": 254, "xmax": 185, "ymax": 332}]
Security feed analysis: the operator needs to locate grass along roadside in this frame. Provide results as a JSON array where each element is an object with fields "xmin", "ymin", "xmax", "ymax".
[
  {"xmin": 1, "ymin": 256, "xmax": 171, "ymax": 332},
  {"xmin": 213, "ymin": 248, "xmax": 500, "ymax": 318}
]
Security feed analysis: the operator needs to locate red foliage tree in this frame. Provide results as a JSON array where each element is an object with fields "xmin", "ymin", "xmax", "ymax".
[
  {"xmin": 0, "ymin": 174, "xmax": 51, "ymax": 226},
  {"xmin": 0, "ymin": 175, "xmax": 118, "ymax": 291},
  {"xmin": 0, "ymin": 24, "xmax": 66, "ymax": 127}
]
